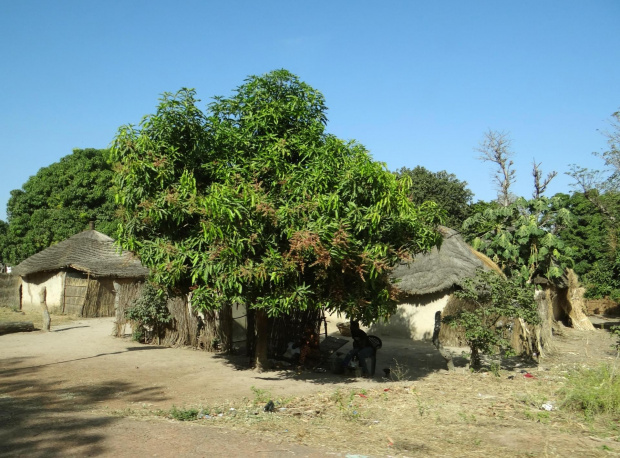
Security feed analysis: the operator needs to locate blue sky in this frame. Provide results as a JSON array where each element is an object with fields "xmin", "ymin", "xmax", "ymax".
[{"xmin": 1, "ymin": 1, "xmax": 619, "ymax": 222}]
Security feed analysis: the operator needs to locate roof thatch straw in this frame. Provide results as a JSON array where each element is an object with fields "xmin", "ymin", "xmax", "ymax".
[
  {"xmin": 391, "ymin": 226, "xmax": 502, "ymax": 296},
  {"xmin": 13, "ymin": 230, "xmax": 149, "ymax": 278}
]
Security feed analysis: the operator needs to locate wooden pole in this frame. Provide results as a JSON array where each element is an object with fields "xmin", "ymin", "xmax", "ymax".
[
  {"xmin": 432, "ymin": 311, "xmax": 455, "ymax": 371},
  {"xmin": 113, "ymin": 280, "xmax": 123, "ymax": 337},
  {"xmin": 39, "ymin": 287, "xmax": 51, "ymax": 331}
]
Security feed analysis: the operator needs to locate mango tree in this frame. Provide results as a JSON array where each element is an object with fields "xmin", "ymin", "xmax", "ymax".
[{"xmin": 111, "ymin": 70, "xmax": 443, "ymax": 370}]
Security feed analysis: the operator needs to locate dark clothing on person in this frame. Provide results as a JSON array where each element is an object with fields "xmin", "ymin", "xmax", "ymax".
[
  {"xmin": 342, "ymin": 326, "xmax": 373, "ymax": 375},
  {"xmin": 351, "ymin": 327, "xmax": 370, "ymax": 349}
]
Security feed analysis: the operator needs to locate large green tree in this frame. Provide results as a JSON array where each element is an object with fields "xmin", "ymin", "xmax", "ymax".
[
  {"xmin": 1, "ymin": 148, "xmax": 118, "ymax": 264},
  {"xmin": 394, "ymin": 166, "xmax": 473, "ymax": 229},
  {"xmin": 111, "ymin": 70, "xmax": 443, "ymax": 369}
]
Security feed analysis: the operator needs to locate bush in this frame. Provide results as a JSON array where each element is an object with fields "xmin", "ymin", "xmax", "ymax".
[
  {"xmin": 443, "ymin": 270, "xmax": 539, "ymax": 369},
  {"xmin": 125, "ymin": 283, "xmax": 171, "ymax": 343}
]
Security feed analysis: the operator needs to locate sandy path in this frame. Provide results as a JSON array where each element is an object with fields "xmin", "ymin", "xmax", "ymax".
[
  {"xmin": 1, "ymin": 318, "xmax": 353, "ymax": 457},
  {"xmin": 1, "ymin": 317, "xmax": 446, "ymax": 457}
]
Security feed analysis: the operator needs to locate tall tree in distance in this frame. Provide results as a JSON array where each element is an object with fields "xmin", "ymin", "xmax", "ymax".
[
  {"xmin": 476, "ymin": 130, "xmax": 516, "ymax": 207},
  {"xmin": 0, "ymin": 148, "xmax": 119, "ymax": 264},
  {"xmin": 111, "ymin": 70, "xmax": 443, "ymax": 370},
  {"xmin": 395, "ymin": 166, "xmax": 473, "ymax": 229}
]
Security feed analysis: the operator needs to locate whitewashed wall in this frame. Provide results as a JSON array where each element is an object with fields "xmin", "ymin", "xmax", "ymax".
[
  {"xmin": 324, "ymin": 291, "xmax": 451, "ymax": 341},
  {"xmin": 21, "ymin": 271, "xmax": 66, "ymax": 313}
]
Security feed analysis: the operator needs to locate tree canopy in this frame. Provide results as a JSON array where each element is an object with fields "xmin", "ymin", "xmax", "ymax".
[
  {"xmin": 394, "ymin": 166, "xmax": 473, "ymax": 229},
  {"xmin": 0, "ymin": 148, "xmax": 118, "ymax": 265},
  {"xmin": 111, "ymin": 70, "xmax": 443, "ymax": 367}
]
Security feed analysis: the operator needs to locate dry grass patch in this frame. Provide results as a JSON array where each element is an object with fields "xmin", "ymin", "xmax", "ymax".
[{"xmin": 113, "ymin": 368, "xmax": 620, "ymax": 457}]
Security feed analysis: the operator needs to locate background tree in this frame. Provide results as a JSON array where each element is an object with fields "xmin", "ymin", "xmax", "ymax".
[
  {"xmin": 394, "ymin": 166, "xmax": 473, "ymax": 229},
  {"xmin": 0, "ymin": 148, "xmax": 119, "ymax": 265},
  {"xmin": 476, "ymin": 130, "xmax": 516, "ymax": 207},
  {"xmin": 564, "ymin": 109, "xmax": 620, "ymax": 301},
  {"xmin": 554, "ymin": 192, "xmax": 620, "ymax": 301},
  {"xmin": 111, "ymin": 70, "xmax": 443, "ymax": 370},
  {"xmin": 462, "ymin": 196, "xmax": 574, "ymax": 284}
]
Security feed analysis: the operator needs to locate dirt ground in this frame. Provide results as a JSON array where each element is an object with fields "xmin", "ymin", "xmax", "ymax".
[{"xmin": 2, "ymin": 313, "xmax": 620, "ymax": 457}]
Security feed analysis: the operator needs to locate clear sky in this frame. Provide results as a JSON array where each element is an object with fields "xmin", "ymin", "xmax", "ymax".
[{"xmin": 1, "ymin": 1, "xmax": 619, "ymax": 222}]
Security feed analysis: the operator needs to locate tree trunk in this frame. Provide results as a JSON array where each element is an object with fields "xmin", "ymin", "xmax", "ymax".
[
  {"xmin": 470, "ymin": 347, "xmax": 481, "ymax": 370},
  {"xmin": 246, "ymin": 308, "xmax": 255, "ymax": 358},
  {"xmin": 39, "ymin": 287, "xmax": 51, "ymax": 332},
  {"xmin": 0, "ymin": 322, "xmax": 35, "ymax": 335},
  {"xmin": 254, "ymin": 309, "xmax": 270, "ymax": 372}
]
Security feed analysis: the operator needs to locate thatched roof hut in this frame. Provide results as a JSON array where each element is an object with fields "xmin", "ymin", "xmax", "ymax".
[
  {"xmin": 391, "ymin": 226, "xmax": 500, "ymax": 297},
  {"xmin": 14, "ymin": 229, "xmax": 148, "ymax": 316},
  {"xmin": 371, "ymin": 226, "xmax": 592, "ymax": 360},
  {"xmin": 368, "ymin": 226, "xmax": 499, "ymax": 340},
  {"xmin": 13, "ymin": 230, "xmax": 148, "ymax": 279}
]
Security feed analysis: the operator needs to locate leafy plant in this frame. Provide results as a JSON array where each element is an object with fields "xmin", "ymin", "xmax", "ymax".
[
  {"xmin": 125, "ymin": 283, "xmax": 171, "ymax": 343},
  {"xmin": 462, "ymin": 196, "xmax": 574, "ymax": 284},
  {"xmin": 250, "ymin": 386, "xmax": 272, "ymax": 404},
  {"xmin": 443, "ymin": 269, "xmax": 539, "ymax": 369}
]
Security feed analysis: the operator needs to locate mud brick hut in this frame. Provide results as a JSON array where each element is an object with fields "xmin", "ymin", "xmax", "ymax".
[{"xmin": 12, "ymin": 229, "xmax": 149, "ymax": 317}]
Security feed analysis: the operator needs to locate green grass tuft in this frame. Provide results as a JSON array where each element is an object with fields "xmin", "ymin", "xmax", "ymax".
[
  {"xmin": 559, "ymin": 364, "xmax": 620, "ymax": 420},
  {"xmin": 169, "ymin": 405, "xmax": 200, "ymax": 421}
]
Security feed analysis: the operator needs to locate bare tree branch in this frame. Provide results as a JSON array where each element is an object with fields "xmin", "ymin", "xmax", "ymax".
[
  {"xmin": 532, "ymin": 159, "xmax": 557, "ymax": 199},
  {"xmin": 476, "ymin": 130, "xmax": 516, "ymax": 206}
]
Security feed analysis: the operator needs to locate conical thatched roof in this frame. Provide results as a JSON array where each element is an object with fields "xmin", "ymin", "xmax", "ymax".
[
  {"xmin": 391, "ymin": 226, "xmax": 501, "ymax": 296},
  {"xmin": 13, "ymin": 230, "xmax": 149, "ymax": 279}
]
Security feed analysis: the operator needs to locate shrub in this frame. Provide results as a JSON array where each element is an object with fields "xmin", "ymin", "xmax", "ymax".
[
  {"xmin": 125, "ymin": 283, "xmax": 171, "ymax": 343},
  {"xmin": 443, "ymin": 269, "xmax": 539, "ymax": 369},
  {"xmin": 169, "ymin": 405, "xmax": 200, "ymax": 421}
]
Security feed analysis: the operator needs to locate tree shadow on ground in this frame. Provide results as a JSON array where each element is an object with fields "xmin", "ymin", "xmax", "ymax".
[
  {"xmin": 213, "ymin": 333, "xmax": 465, "ymax": 386},
  {"xmin": 0, "ymin": 356, "xmax": 169, "ymax": 457},
  {"xmin": 0, "ymin": 345, "xmax": 163, "ymax": 376}
]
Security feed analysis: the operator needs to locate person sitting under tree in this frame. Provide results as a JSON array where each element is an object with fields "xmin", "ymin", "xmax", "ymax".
[
  {"xmin": 298, "ymin": 325, "xmax": 321, "ymax": 367},
  {"xmin": 342, "ymin": 320, "xmax": 374, "ymax": 376}
]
